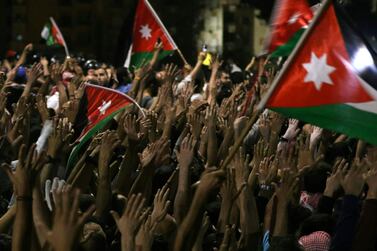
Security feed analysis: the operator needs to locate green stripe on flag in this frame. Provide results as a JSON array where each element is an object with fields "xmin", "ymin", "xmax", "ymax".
[
  {"xmin": 271, "ymin": 29, "xmax": 305, "ymax": 58},
  {"xmin": 66, "ymin": 108, "xmax": 126, "ymax": 172},
  {"xmin": 272, "ymin": 103, "xmax": 377, "ymax": 145},
  {"xmin": 131, "ymin": 50, "xmax": 174, "ymax": 68}
]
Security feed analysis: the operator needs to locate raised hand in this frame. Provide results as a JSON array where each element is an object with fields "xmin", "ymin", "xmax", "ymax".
[
  {"xmin": 123, "ymin": 113, "xmax": 140, "ymax": 142},
  {"xmin": 198, "ymin": 168, "xmax": 226, "ymax": 193},
  {"xmin": 36, "ymin": 94, "xmax": 49, "ymax": 123},
  {"xmin": 309, "ymin": 125, "xmax": 323, "ymax": 153},
  {"xmin": 111, "ymin": 194, "xmax": 148, "ymax": 251},
  {"xmin": 341, "ymin": 158, "xmax": 367, "ymax": 196},
  {"xmin": 151, "ymin": 184, "xmax": 171, "ymax": 224},
  {"xmin": 135, "ymin": 215, "xmax": 158, "ymax": 251},
  {"xmin": 188, "ymin": 113, "xmax": 202, "ymax": 140},
  {"xmin": 324, "ymin": 159, "xmax": 348, "ymax": 197},
  {"xmin": 26, "ymin": 63, "xmax": 43, "ymax": 84},
  {"xmin": 176, "ymin": 134, "xmax": 196, "ymax": 169},
  {"xmin": 47, "ymin": 118, "xmax": 73, "ymax": 158},
  {"xmin": 98, "ymin": 130, "xmax": 120, "ymax": 173},
  {"xmin": 282, "ymin": 119, "xmax": 300, "ymax": 141},
  {"xmin": 252, "ymin": 139, "xmax": 269, "ymax": 170},
  {"xmin": 2, "ymin": 144, "xmax": 45, "ymax": 196},
  {"xmin": 364, "ymin": 163, "xmax": 377, "ymax": 199},
  {"xmin": 35, "ymin": 186, "xmax": 95, "ymax": 251},
  {"xmin": 162, "ymin": 63, "xmax": 180, "ymax": 85},
  {"xmin": 258, "ymin": 156, "xmax": 279, "ymax": 186},
  {"xmin": 297, "ymin": 133, "xmax": 313, "ymax": 170},
  {"xmin": 258, "ymin": 113, "xmax": 271, "ymax": 142}
]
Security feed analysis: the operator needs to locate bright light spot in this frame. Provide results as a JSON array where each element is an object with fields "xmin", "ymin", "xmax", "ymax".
[{"xmin": 352, "ymin": 47, "xmax": 374, "ymax": 71}]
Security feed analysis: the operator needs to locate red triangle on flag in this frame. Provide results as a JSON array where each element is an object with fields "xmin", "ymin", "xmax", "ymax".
[
  {"xmin": 267, "ymin": 0, "xmax": 314, "ymax": 52},
  {"xmin": 267, "ymin": 4, "xmax": 373, "ymax": 108},
  {"xmin": 79, "ymin": 84, "xmax": 134, "ymax": 139},
  {"xmin": 132, "ymin": 0, "xmax": 177, "ymax": 53}
]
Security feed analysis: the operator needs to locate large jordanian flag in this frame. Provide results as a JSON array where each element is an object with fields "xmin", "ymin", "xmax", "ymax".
[
  {"xmin": 266, "ymin": 0, "xmax": 313, "ymax": 57},
  {"xmin": 125, "ymin": 0, "xmax": 178, "ymax": 68},
  {"xmin": 267, "ymin": 1, "xmax": 377, "ymax": 145},
  {"xmin": 67, "ymin": 84, "xmax": 138, "ymax": 169}
]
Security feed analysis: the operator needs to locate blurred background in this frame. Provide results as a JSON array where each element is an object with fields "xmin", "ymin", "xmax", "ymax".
[{"xmin": 1, "ymin": 0, "xmax": 377, "ymax": 66}]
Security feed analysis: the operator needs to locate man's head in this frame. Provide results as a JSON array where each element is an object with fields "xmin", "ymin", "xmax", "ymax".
[{"xmin": 94, "ymin": 68, "xmax": 109, "ymax": 86}]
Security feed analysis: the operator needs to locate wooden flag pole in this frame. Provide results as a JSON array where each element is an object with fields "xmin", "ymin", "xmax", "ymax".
[
  {"xmin": 177, "ymin": 48, "xmax": 189, "ymax": 66},
  {"xmin": 220, "ymin": 0, "xmax": 333, "ymax": 170}
]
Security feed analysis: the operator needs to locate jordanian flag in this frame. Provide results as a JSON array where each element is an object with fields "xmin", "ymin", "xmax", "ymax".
[
  {"xmin": 41, "ymin": 17, "xmax": 70, "ymax": 56},
  {"xmin": 266, "ymin": 0, "xmax": 313, "ymax": 57},
  {"xmin": 67, "ymin": 84, "xmax": 138, "ymax": 169},
  {"xmin": 267, "ymin": 1, "xmax": 377, "ymax": 145},
  {"xmin": 125, "ymin": 0, "xmax": 178, "ymax": 68}
]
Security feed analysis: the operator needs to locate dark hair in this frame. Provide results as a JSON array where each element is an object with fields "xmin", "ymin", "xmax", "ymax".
[
  {"xmin": 298, "ymin": 214, "xmax": 335, "ymax": 237},
  {"xmin": 303, "ymin": 161, "xmax": 332, "ymax": 193}
]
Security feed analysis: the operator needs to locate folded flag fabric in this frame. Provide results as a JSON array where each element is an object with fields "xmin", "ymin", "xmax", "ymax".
[{"xmin": 266, "ymin": 0, "xmax": 313, "ymax": 57}]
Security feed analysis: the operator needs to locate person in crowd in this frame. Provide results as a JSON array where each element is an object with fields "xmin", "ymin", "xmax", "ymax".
[{"xmin": 0, "ymin": 41, "xmax": 376, "ymax": 251}]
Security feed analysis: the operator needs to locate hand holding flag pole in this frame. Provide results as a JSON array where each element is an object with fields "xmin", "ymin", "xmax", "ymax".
[{"xmin": 219, "ymin": 0, "xmax": 333, "ymax": 170}]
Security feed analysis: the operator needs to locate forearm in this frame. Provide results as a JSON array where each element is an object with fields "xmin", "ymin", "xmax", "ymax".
[
  {"xmin": 22, "ymin": 81, "xmax": 33, "ymax": 97},
  {"xmin": 128, "ymin": 168, "xmax": 154, "ymax": 199},
  {"xmin": 208, "ymin": 70, "xmax": 218, "ymax": 105},
  {"xmin": 217, "ymin": 128, "xmax": 234, "ymax": 162},
  {"xmin": 350, "ymin": 199, "xmax": 377, "ymax": 251},
  {"xmin": 129, "ymin": 79, "xmax": 141, "ymax": 99},
  {"xmin": 206, "ymin": 121, "xmax": 217, "ymax": 166},
  {"xmin": 94, "ymin": 175, "xmax": 112, "ymax": 222},
  {"xmin": 12, "ymin": 201, "xmax": 32, "ymax": 251},
  {"xmin": 162, "ymin": 118, "xmax": 174, "ymax": 140},
  {"xmin": 217, "ymin": 195, "xmax": 232, "ymax": 232},
  {"xmin": 0, "ymin": 206, "xmax": 16, "ymax": 233},
  {"xmin": 330, "ymin": 195, "xmax": 360, "ymax": 251},
  {"xmin": 189, "ymin": 61, "xmax": 203, "ymax": 81},
  {"xmin": 174, "ymin": 166, "xmax": 191, "ymax": 224},
  {"xmin": 113, "ymin": 149, "xmax": 138, "ymax": 196},
  {"xmin": 149, "ymin": 50, "xmax": 161, "ymax": 69},
  {"xmin": 174, "ymin": 189, "xmax": 208, "ymax": 251},
  {"xmin": 121, "ymin": 235, "xmax": 136, "ymax": 251},
  {"xmin": 273, "ymin": 207, "xmax": 289, "ymax": 237}
]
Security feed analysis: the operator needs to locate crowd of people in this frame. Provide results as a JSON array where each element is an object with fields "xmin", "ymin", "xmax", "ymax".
[{"xmin": 0, "ymin": 41, "xmax": 376, "ymax": 251}]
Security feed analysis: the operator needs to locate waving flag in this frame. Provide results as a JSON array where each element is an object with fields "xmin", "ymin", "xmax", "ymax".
[
  {"xmin": 41, "ymin": 17, "xmax": 70, "ymax": 56},
  {"xmin": 266, "ymin": 0, "xmax": 313, "ymax": 57},
  {"xmin": 266, "ymin": 1, "xmax": 377, "ymax": 145},
  {"xmin": 125, "ymin": 0, "xmax": 178, "ymax": 68},
  {"xmin": 67, "ymin": 84, "xmax": 141, "ymax": 170}
]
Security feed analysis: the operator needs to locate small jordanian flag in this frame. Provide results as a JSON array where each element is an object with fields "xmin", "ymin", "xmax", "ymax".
[
  {"xmin": 41, "ymin": 17, "xmax": 70, "ymax": 56},
  {"xmin": 266, "ymin": 1, "xmax": 377, "ymax": 145},
  {"xmin": 266, "ymin": 0, "xmax": 313, "ymax": 57},
  {"xmin": 67, "ymin": 84, "xmax": 139, "ymax": 169},
  {"xmin": 125, "ymin": 0, "xmax": 178, "ymax": 68}
]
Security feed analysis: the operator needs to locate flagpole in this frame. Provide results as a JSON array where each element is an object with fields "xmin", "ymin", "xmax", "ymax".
[
  {"xmin": 49, "ymin": 17, "xmax": 70, "ymax": 57},
  {"xmin": 257, "ymin": 0, "xmax": 332, "ymax": 110},
  {"xmin": 219, "ymin": 0, "xmax": 333, "ymax": 170},
  {"xmin": 143, "ymin": 0, "xmax": 188, "ymax": 65},
  {"xmin": 177, "ymin": 48, "xmax": 189, "ymax": 65}
]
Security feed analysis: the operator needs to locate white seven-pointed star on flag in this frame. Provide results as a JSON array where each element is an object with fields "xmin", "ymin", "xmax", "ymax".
[
  {"xmin": 303, "ymin": 52, "xmax": 336, "ymax": 91},
  {"xmin": 288, "ymin": 12, "xmax": 300, "ymax": 24},
  {"xmin": 98, "ymin": 100, "xmax": 112, "ymax": 115},
  {"xmin": 139, "ymin": 24, "xmax": 152, "ymax": 40}
]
